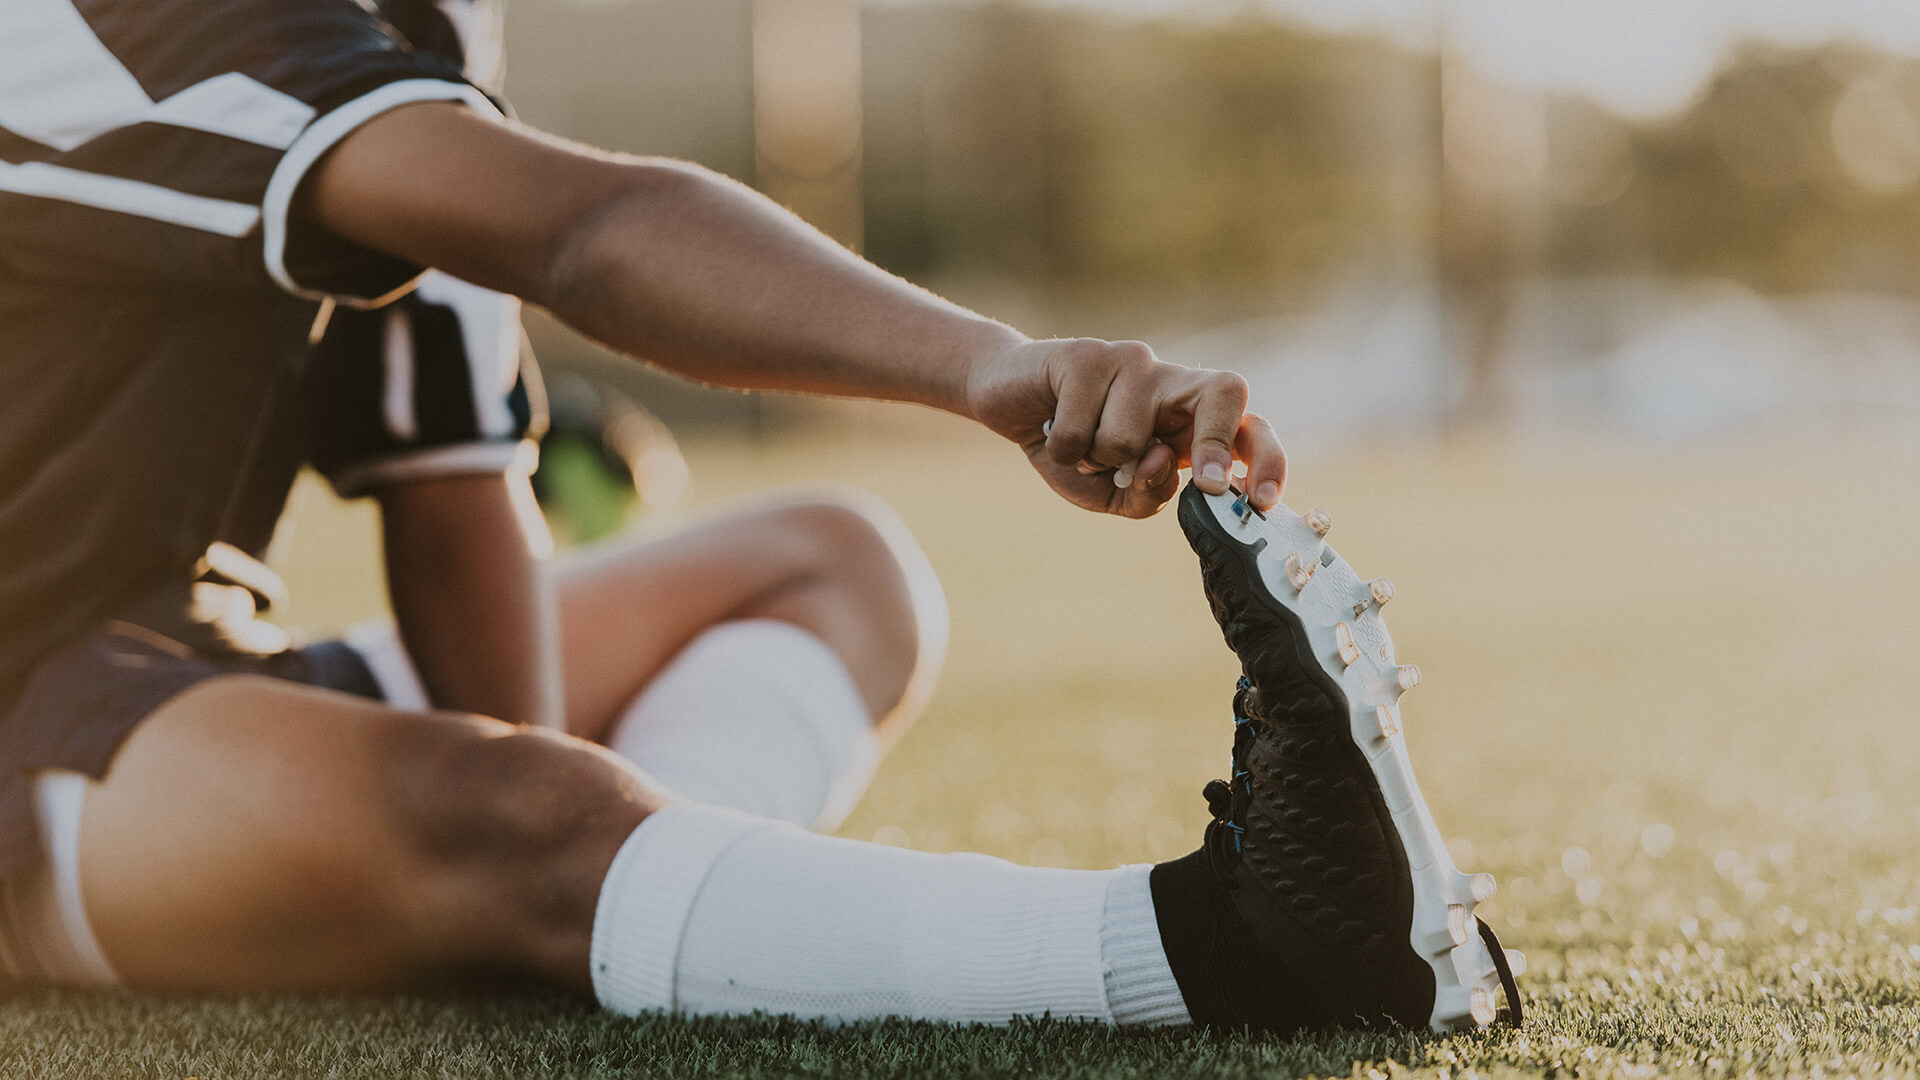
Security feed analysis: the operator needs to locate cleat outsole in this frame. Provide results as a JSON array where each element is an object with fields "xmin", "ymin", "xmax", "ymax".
[{"xmin": 1186, "ymin": 483, "xmax": 1515, "ymax": 1033}]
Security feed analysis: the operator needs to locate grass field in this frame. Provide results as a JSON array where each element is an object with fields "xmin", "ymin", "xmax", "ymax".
[{"xmin": 9, "ymin": 412, "xmax": 1920, "ymax": 1077}]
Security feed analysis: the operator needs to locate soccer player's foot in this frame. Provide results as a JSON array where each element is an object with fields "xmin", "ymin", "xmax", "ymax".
[{"xmin": 1150, "ymin": 481, "xmax": 1522, "ymax": 1034}]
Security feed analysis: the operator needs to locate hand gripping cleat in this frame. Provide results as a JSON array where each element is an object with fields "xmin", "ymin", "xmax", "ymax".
[{"xmin": 1175, "ymin": 481, "xmax": 1522, "ymax": 1033}]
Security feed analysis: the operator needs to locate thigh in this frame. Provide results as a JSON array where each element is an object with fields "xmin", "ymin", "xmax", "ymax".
[
  {"xmin": 555, "ymin": 493, "xmax": 906, "ymax": 740},
  {"xmin": 78, "ymin": 675, "xmax": 650, "ymax": 991}
]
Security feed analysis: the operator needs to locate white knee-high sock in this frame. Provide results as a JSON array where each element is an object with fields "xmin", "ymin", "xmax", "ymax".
[
  {"xmin": 590, "ymin": 803, "xmax": 1189, "ymax": 1027},
  {"xmin": 603, "ymin": 620, "xmax": 879, "ymax": 831}
]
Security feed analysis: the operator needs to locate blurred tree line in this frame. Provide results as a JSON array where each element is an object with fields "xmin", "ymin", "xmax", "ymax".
[{"xmin": 503, "ymin": 0, "xmax": 1920, "ymax": 425}]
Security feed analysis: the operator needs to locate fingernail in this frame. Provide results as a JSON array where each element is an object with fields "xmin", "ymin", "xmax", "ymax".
[
  {"xmin": 1256, "ymin": 481, "xmax": 1280, "ymax": 508},
  {"xmin": 1114, "ymin": 462, "xmax": 1136, "ymax": 488},
  {"xmin": 1201, "ymin": 462, "xmax": 1227, "ymax": 488}
]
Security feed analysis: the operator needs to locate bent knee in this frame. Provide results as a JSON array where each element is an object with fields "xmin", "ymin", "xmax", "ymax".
[{"xmin": 765, "ymin": 492, "xmax": 949, "ymax": 707}]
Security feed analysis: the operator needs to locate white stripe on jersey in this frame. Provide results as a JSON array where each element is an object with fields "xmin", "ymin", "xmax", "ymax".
[
  {"xmin": 0, "ymin": 0, "xmax": 150, "ymax": 152},
  {"xmin": 434, "ymin": 0, "xmax": 506, "ymax": 93},
  {"xmin": 1, "ymin": 2, "xmax": 317, "ymax": 152},
  {"xmin": 383, "ymin": 306, "xmax": 420, "ymax": 442},
  {"xmin": 414, "ymin": 272, "xmax": 521, "ymax": 439},
  {"xmin": 147, "ymin": 74, "xmax": 317, "ymax": 151},
  {"xmin": 0, "ymin": 160, "xmax": 259, "ymax": 236}
]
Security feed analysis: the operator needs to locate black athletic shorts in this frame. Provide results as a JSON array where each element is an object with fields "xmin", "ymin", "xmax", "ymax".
[{"xmin": 0, "ymin": 624, "xmax": 384, "ymax": 883}]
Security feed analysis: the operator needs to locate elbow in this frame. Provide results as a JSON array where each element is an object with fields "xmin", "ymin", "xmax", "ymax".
[{"xmin": 533, "ymin": 158, "xmax": 713, "ymax": 326}]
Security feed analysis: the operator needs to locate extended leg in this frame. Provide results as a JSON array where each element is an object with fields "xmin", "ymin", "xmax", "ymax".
[{"xmin": 57, "ymin": 677, "xmax": 1185, "ymax": 1025}]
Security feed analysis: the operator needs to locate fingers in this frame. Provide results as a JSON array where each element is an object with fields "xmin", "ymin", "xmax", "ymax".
[
  {"xmin": 1234, "ymin": 412, "xmax": 1287, "ymax": 509},
  {"xmin": 1086, "ymin": 347, "xmax": 1158, "ymax": 470},
  {"xmin": 1186, "ymin": 370, "xmax": 1251, "ymax": 496},
  {"xmin": 1111, "ymin": 441, "xmax": 1180, "ymax": 518},
  {"xmin": 1041, "ymin": 344, "xmax": 1116, "ymax": 469},
  {"xmin": 1030, "ymin": 338, "xmax": 1277, "ymax": 518}
]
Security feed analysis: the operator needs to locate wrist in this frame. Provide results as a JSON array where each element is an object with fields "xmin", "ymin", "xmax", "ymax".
[{"xmin": 947, "ymin": 319, "xmax": 1029, "ymax": 424}]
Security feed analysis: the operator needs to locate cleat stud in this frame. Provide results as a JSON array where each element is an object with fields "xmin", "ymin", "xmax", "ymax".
[
  {"xmin": 1305, "ymin": 507, "xmax": 1332, "ymax": 535},
  {"xmin": 1504, "ymin": 949, "xmax": 1527, "ymax": 978},
  {"xmin": 1470, "ymin": 872, "xmax": 1497, "ymax": 902},
  {"xmin": 1334, "ymin": 622, "xmax": 1360, "ymax": 666},
  {"xmin": 1396, "ymin": 664, "xmax": 1423, "ymax": 692},
  {"xmin": 1447, "ymin": 904, "xmax": 1470, "ymax": 946},
  {"xmin": 1369, "ymin": 577, "xmax": 1396, "ymax": 605},
  {"xmin": 1470, "ymin": 986, "xmax": 1496, "ymax": 1027},
  {"xmin": 1284, "ymin": 552, "xmax": 1316, "ymax": 590},
  {"xmin": 1375, "ymin": 705, "xmax": 1399, "ymax": 738}
]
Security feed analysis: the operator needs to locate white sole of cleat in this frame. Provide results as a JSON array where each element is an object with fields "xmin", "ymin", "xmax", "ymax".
[{"xmin": 1199, "ymin": 487, "xmax": 1510, "ymax": 1033}]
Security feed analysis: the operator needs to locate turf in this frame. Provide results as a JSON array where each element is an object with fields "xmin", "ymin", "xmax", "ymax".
[{"xmin": 13, "ymin": 414, "xmax": 1920, "ymax": 1078}]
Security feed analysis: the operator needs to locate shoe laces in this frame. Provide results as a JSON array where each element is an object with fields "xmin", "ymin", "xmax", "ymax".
[{"xmin": 1202, "ymin": 676, "xmax": 1258, "ymax": 879}]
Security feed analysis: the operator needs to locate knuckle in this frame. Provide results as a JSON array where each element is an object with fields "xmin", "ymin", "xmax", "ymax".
[
  {"xmin": 1112, "ymin": 340, "xmax": 1157, "ymax": 370},
  {"xmin": 1048, "ymin": 423, "xmax": 1093, "ymax": 460},
  {"xmin": 1063, "ymin": 337, "xmax": 1108, "ymax": 366},
  {"xmin": 1094, "ymin": 430, "xmax": 1148, "ymax": 462},
  {"xmin": 1213, "ymin": 370, "xmax": 1251, "ymax": 405}
]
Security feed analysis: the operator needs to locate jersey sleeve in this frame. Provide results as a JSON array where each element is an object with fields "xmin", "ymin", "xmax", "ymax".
[
  {"xmin": 306, "ymin": 271, "xmax": 545, "ymax": 498},
  {"xmin": 0, "ymin": 0, "xmax": 502, "ymax": 304}
]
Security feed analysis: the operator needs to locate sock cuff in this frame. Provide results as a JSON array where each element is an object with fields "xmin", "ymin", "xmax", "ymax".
[
  {"xmin": 589, "ymin": 803, "xmax": 786, "ymax": 1014},
  {"xmin": 1101, "ymin": 865, "xmax": 1190, "ymax": 1027}
]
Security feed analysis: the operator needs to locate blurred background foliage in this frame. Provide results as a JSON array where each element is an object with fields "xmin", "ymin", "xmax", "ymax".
[{"xmin": 502, "ymin": 0, "xmax": 1920, "ymax": 448}]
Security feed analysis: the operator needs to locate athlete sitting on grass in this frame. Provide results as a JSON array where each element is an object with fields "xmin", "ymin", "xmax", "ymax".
[{"xmin": 0, "ymin": 0, "xmax": 1518, "ymax": 1031}]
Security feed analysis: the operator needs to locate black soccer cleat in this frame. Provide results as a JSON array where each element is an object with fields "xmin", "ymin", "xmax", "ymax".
[{"xmin": 1157, "ymin": 480, "xmax": 1522, "ymax": 1033}]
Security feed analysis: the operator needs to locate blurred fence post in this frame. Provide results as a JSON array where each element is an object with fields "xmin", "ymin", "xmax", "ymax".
[
  {"xmin": 1437, "ymin": 44, "xmax": 1548, "ymax": 429},
  {"xmin": 752, "ymin": 0, "xmax": 865, "ymax": 251}
]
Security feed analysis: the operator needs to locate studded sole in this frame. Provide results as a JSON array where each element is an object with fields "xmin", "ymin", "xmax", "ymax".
[{"xmin": 1190, "ymin": 486, "xmax": 1512, "ymax": 1032}]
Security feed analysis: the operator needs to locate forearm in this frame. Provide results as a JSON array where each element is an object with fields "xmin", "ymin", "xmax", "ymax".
[
  {"xmin": 536, "ymin": 161, "xmax": 1025, "ymax": 415},
  {"xmin": 306, "ymin": 104, "xmax": 1288, "ymax": 520},
  {"xmin": 378, "ymin": 473, "xmax": 563, "ymax": 729}
]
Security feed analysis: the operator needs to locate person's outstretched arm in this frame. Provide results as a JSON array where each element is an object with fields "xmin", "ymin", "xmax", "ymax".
[{"xmin": 306, "ymin": 104, "xmax": 1287, "ymax": 517}]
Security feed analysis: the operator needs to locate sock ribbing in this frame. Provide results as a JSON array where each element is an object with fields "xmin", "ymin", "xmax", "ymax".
[
  {"xmin": 589, "ymin": 803, "xmax": 775, "ymax": 1014},
  {"xmin": 1100, "ymin": 865, "xmax": 1191, "ymax": 1026}
]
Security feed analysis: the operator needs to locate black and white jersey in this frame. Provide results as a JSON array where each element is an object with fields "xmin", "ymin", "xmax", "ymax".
[{"xmin": 0, "ymin": 0, "xmax": 539, "ymax": 704}]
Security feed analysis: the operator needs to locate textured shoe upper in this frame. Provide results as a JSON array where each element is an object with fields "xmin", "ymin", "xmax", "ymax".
[{"xmin": 1179, "ymin": 487, "xmax": 1439, "ymax": 1029}]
